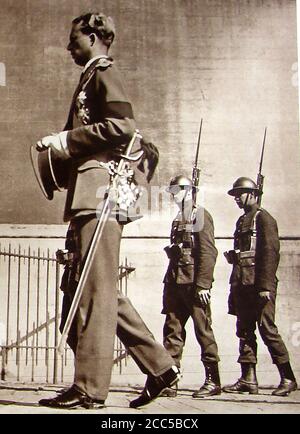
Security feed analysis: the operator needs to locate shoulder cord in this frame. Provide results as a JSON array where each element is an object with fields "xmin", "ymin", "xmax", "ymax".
[
  {"xmin": 80, "ymin": 65, "xmax": 98, "ymax": 92},
  {"xmin": 80, "ymin": 58, "xmax": 112, "ymax": 92}
]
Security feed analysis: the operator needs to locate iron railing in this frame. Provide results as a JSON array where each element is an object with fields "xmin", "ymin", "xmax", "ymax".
[{"xmin": 0, "ymin": 245, "xmax": 134, "ymax": 384}]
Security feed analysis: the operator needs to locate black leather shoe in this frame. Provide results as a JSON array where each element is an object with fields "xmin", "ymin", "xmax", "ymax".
[
  {"xmin": 272, "ymin": 379, "xmax": 298, "ymax": 397},
  {"xmin": 223, "ymin": 379, "xmax": 259, "ymax": 395},
  {"xmin": 39, "ymin": 385, "xmax": 105, "ymax": 409},
  {"xmin": 129, "ymin": 366, "xmax": 180, "ymax": 408},
  {"xmin": 160, "ymin": 386, "xmax": 178, "ymax": 397},
  {"xmin": 192, "ymin": 380, "xmax": 221, "ymax": 398}
]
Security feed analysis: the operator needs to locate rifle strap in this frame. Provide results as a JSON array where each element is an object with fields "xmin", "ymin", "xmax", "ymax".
[{"xmin": 249, "ymin": 209, "xmax": 261, "ymax": 251}]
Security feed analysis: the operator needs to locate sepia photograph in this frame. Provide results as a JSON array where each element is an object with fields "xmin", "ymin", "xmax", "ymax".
[{"xmin": 0, "ymin": 0, "xmax": 299, "ymax": 422}]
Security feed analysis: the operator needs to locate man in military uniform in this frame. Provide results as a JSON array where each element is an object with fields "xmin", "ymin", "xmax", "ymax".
[
  {"xmin": 162, "ymin": 175, "xmax": 221, "ymax": 398},
  {"xmin": 36, "ymin": 12, "xmax": 179, "ymax": 410},
  {"xmin": 223, "ymin": 177, "xmax": 297, "ymax": 396}
]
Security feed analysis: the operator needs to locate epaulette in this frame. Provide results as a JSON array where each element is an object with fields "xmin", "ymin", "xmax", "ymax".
[{"xmin": 95, "ymin": 57, "xmax": 114, "ymax": 70}]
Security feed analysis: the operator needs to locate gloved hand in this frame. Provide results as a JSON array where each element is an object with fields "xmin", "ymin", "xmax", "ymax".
[
  {"xmin": 36, "ymin": 134, "xmax": 59, "ymax": 151},
  {"xmin": 137, "ymin": 138, "xmax": 159, "ymax": 182},
  {"xmin": 196, "ymin": 287, "xmax": 211, "ymax": 306},
  {"xmin": 36, "ymin": 132, "xmax": 70, "ymax": 159},
  {"xmin": 111, "ymin": 142, "xmax": 128, "ymax": 157}
]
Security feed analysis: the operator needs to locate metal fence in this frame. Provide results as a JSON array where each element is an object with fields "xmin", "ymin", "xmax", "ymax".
[{"xmin": 0, "ymin": 244, "xmax": 134, "ymax": 384}]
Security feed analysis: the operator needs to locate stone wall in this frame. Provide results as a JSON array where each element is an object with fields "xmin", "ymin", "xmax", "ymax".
[{"xmin": 0, "ymin": 0, "xmax": 299, "ymax": 236}]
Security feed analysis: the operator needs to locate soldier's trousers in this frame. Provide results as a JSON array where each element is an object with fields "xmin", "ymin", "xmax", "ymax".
[
  {"xmin": 231, "ymin": 285, "xmax": 290, "ymax": 365},
  {"xmin": 60, "ymin": 215, "xmax": 174, "ymax": 401},
  {"xmin": 162, "ymin": 283, "xmax": 220, "ymax": 367}
]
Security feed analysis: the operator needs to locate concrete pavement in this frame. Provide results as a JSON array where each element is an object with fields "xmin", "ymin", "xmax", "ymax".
[{"xmin": 0, "ymin": 381, "xmax": 299, "ymax": 415}]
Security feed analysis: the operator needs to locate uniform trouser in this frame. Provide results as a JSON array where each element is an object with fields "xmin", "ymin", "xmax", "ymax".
[
  {"xmin": 231, "ymin": 285, "xmax": 290, "ymax": 365},
  {"xmin": 60, "ymin": 216, "xmax": 174, "ymax": 401},
  {"xmin": 162, "ymin": 284, "xmax": 220, "ymax": 367}
]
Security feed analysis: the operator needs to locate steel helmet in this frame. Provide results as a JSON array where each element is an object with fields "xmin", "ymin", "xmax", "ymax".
[
  {"xmin": 227, "ymin": 177, "xmax": 259, "ymax": 196},
  {"xmin": 166, "ymin": 175, "xmax": 196, "ymax": 193}
]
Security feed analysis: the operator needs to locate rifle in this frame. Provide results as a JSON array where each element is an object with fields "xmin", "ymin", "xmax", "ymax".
[
  {"xmin": 57, "ymin": 129, "xmax": 143, "ymax": 354},
  {"xmin": 256, "ymin": 127, "xmax": 267, "ymax": 207},
  {"xmin": 192, "ymin": 118, "xmax": 203, "ymax": 204}
]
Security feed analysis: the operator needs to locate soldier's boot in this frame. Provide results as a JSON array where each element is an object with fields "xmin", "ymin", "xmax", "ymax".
[
  {"xmin": 223, "ymin": 363, "xmax": 259, "ymax": 394},
  {"xmin": 192, "ymin": 362, "xmax": 221, "ymax": 398},
  {"xmin": 272, "ymin": 362, "xmax": 298, "ymax": 396}
]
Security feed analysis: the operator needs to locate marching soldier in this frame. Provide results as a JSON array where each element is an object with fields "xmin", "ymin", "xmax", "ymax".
[
  {"xmin": 162, "ymin": 175, "xmax": 221, "ymax": 398},
  {"xmin": 35, "ymin": 12, "xmax": 180, "ymax": 410},
  {"xmin": 223, "ymin": 177, "xmax": 297, "ymax": 396}
]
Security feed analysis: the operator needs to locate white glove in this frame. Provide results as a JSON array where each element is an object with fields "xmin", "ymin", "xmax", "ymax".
[{"xmin": 36, "ymin": 132, "xmax": 70, "ymax": 159}]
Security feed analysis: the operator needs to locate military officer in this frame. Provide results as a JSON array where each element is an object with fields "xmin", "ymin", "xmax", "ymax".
[
  {"xmin": 36, "ymin": 12, "xmax": 179, "ymax": 410},
  {"xmin": 223, "ymin": 177, "xmax": 297, "ymax": 396},
  {"xmin": 162, "ymin": 175, "xmax": 221, "ymax": 398}
]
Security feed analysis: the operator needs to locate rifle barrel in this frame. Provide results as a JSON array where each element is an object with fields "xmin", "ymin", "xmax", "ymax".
[
  {"xmin": 259, "ymin": 126, "xmax": 267, "ymax": 174},
  {"xmin": 194, "ymin": 118, "xmax": 203, "ymax": 167},
  {"xmin": 257, "ymin": 127, "xmax": 267, "ymax": 207}
]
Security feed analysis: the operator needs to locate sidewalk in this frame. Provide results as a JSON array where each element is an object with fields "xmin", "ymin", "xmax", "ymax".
[{"xmin": 0, "ymin": 381, "xmax": 299, "ymax": 414}]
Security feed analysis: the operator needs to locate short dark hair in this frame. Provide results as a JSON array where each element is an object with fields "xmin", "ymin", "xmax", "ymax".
[{"xmin": 73, "ymin": 13, "xmax": 115, "ymax": 47}]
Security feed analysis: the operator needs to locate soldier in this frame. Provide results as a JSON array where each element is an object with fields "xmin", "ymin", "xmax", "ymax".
[
  {"xmin": 223, "ymin": 177, "xmax": 297, "ymax": 396},
  {"xmin": 36, "ymin": 12, "xmax": 180, "ymax": 410},
  {"xmin": 162, "ymin": 175, "xmax": 221, "ymax": 398}
]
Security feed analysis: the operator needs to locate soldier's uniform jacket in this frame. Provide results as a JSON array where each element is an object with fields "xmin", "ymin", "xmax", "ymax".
[
  {"xmin": 61, "ymin": 56, "xmax": 136, "ymax": 222},
  {"xmin": 163, "ymin": 206, "xmax": 218, "ymax": 288},
  {"xmin": 229, "ymin": 203, "xmax": 280, "ymax": 292}
]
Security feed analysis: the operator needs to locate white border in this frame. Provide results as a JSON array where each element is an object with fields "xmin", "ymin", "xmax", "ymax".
[{"xmin": 297, "ymin": 0, "xmax": 300, "ymax": 126}]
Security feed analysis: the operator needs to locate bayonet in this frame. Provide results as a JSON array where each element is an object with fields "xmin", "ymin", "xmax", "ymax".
[
  {"xmin": 257, "ymin": 127, "xmax": 267, "ymax": 207},
  {"xmin": 192, "ymin": 118, "xmax": 203, "ymax": 202}
]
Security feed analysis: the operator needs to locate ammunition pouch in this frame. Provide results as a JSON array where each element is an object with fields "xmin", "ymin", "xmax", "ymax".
[
  {"xmin": 56, "ymin": 249, "xmax": 76, "ymax": 267},
  {"xmin": 164, "ymin": 243, "xmax": 194, "ymax": 260},
  {"xmin": 164, "ymin": 243, "xmax": 183, "ymax": 261},
  {"xmin": 239, "ymin": 250, "xmax": 256, "ymax": 286},
  {"xmin": 178, "ymin": 248, "xmax": 194, "ymax": 265},
  {"xmin": 224, "ymin": 249, "xmax": 256, "ymax": 286},
  {"xmin": 224, "ymin": 249, "xmax": 240, "ymax": 265}
]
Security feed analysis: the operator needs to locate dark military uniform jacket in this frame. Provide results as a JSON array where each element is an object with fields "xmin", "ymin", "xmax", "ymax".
[
  {"xmin": 229, "ymin": 203, "xmax": 280, "ymax": 292},
  {"xmin": 61, "ymin": 56, "xmax": 136, "ymax": 222},
  {"xmin": 163, "ymin": 206, "xmax": 218, "ymax": 289}
]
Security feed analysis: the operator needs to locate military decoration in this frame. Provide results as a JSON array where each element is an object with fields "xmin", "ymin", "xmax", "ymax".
[
  {"xmin": 101, "ymin": 160, "xmax": 142, "ymax": 212},
  {"xmin": 76, "ymin": 90, "xmax": 90, "ymax": 125}
]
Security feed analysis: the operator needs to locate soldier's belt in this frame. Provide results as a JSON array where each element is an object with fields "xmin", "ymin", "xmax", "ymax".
[
  {"xmin": 224, "ymin": 249, "xmax": 255, "ymax": 265},
  {"xmin": 164, "ymin": 244, "xmax": 193, "ymax": 260}
]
